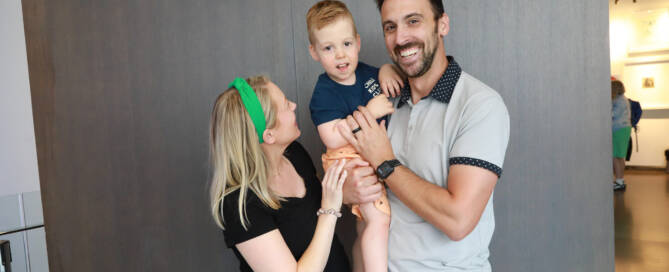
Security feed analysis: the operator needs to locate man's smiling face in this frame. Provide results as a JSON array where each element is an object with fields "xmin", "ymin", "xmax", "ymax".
[{"xmin": 380, "ymin": 0, "xmax": 448, "ymax": 78}]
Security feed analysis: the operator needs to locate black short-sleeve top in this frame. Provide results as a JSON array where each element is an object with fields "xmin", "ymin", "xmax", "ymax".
[{"xmin": 222, "ymin": 141, "xmax": 350, "ymax": 272}]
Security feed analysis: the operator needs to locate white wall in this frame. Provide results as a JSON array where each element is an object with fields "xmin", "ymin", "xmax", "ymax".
[
  {"xmin": 0, "ymin": 0, "xmax": 49, "ymax": 271},
  {"xmin": 628, "ymin": 117, "xmax": 669, "ymax": 167},
  {"xmin": 1, "ymin": 0, "xmax": 40, "ymax": 197},
  {"xmin": 610, "ymin": 0, "xmax": 669, "ymax": 167}
]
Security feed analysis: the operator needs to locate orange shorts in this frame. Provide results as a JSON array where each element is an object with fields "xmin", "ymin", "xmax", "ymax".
[{"xmin": 322, "ymin": 145, "xmax": 391, "ymax": 220}]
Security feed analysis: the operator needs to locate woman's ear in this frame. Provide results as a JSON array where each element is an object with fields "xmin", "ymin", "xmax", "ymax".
[{"xmin": 262, "ymin": 129, "xmax": 276, "ymax": 144}]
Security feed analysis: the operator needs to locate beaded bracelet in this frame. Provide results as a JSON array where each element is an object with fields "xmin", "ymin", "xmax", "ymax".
[{"xmin": 316, "ymin": 208, "xmax": 342, "ymax": 218}]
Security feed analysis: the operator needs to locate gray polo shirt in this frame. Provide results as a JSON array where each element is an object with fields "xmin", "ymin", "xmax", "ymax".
[{"xmin": 386, "ymin": 56, "xmax": 510, "ymax": 271}]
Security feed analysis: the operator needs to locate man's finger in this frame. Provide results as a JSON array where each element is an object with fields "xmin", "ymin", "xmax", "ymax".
[
  {"xmin": 380, "ymin": 120, "xmax": 388, "ymax": 133},
  {"xmin": 352, "ymin": 110, "xmax": 372, "ymax": 130},
  {"xmin": 337, "ymin": 120, "xmax": 359, "ymax": 148},
  {"xmin": 346, "ymin": 115, "xmax": 359, "ymax": 131},
  {"xmin": 359, "ymin": 187, "xmax": 383, "ymax": 204},
  {"xmin": 356, "ymin": 106, "xmax": 379, "ymax": 129},
  {"xmin": 352, "ymin": 166, "xmax": 375, "ymax": 180},
  {"xmin": 345, "ymin": 158, "xmax": 369, "ymax": 169}
]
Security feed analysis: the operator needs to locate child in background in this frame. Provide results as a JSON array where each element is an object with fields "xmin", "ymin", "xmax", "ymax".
[{"xmin": 306, "ymin": 1, "xmax": 404, "ymax": 271}]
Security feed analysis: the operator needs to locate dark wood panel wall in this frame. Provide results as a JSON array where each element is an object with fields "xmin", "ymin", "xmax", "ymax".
[{"xmin": 23, "ymin": 0, "xmax": 613, "ymax": 271}]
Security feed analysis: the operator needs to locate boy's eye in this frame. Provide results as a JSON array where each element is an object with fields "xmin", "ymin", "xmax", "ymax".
[
  {"xmin": 324, "ymin": 46, "xmax": 332, "ymax": 51},
  {"xmin": 409, "ymin": 19, "xmax": 419, "ymax": 24},
  {"xmin": 344, "ymin": 41, "xmax": 352, "ymax": 46}
]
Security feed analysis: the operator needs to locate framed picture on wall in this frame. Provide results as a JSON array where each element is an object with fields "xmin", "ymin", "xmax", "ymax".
[{"xmin": 643, "ymin": 77, "xmax": 655, "ymax": 88}]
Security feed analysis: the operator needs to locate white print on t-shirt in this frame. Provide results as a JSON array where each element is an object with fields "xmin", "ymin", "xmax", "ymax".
[{"xmin": 364, "ymin": 78, "xmax": 381, "ymax": 97}]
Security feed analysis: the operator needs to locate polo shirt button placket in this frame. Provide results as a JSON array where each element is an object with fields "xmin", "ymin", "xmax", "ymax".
[{"xmin": 406, "ymin": 108, "xmax": 416, "ymax": 150}]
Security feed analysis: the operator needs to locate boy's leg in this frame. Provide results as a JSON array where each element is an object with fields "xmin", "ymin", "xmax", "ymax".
[
  {"xmin": 613, "ymin": 157, "xmax": 625, "ymax": 180},
  {"xmin": 353, "ymin": 220, "xmax": 365, "ymax": 272},
  {"xmin": 359, "ymin": 202, "xmax": 390, "ymax": 272}
]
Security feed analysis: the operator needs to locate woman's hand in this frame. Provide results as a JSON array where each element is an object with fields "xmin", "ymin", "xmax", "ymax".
[{"xmin": 321, "ymin": 159, "xmax": 347, "ymax": 211}]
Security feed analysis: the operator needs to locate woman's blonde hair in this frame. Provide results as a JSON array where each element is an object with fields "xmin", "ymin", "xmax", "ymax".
[{"xmin": 209, "ymin": 75, "xmax": 281, "ymax": 230}]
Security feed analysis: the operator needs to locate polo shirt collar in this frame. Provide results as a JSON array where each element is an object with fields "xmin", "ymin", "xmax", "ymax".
[{"xmin": 397, "ymin": 56, "xmax": 462, "ymax": 108}]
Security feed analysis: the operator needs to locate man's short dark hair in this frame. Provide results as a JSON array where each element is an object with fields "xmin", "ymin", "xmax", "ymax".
[{"xmin": 374, "ymin": 0, "xmax": 445, "ymax": 19}]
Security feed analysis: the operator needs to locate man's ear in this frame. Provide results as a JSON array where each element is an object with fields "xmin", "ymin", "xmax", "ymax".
[
  {"xmin": 438, "ymin": 13, "xmax": 450, "ymax": 37},
  {"xmin": 262, "ymin": 129, "xmax": 276, "ymax": 144},
  {"xmin": 309, "ymin": 44, "xmax": 320, "ymax": 62}
]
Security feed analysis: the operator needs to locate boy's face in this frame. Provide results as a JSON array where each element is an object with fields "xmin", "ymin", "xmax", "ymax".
[{"xmin": 309, "ymin": 18, "xmax": 360, "ymax": 85}]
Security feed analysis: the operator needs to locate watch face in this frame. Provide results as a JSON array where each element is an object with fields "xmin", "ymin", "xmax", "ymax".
[
  {"xmin": 377, "ymin": 162, "xmax": 393, "ymax": 179},
  {"xmin": 377, "ymin": 159, "xmax": 400, "ymax": 179}
]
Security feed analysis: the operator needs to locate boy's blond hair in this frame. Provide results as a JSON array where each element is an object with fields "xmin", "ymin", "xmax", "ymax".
[{"xmin": 306, "ymin": 0, "xmax": 358, "ymax": 44}]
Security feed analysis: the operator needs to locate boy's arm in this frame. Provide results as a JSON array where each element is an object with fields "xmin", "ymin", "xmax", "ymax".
[
  {"xmin": 317, "ymin": 119, "xmax": 352, "ymax": 150},
  {"xmin": 317, "ymin": 95, "xmax": 393, "ymax": 150},
  {"xmin": 379, "ymin": 63, "xmax": 405, "ymax": 97}
]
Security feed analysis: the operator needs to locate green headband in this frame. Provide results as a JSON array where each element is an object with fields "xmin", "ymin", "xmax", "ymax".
[{"xmin": 229, "ymin": 77, "xmax": 267, "ymax": 143}]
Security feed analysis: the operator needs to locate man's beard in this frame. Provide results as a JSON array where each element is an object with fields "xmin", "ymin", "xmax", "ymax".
[{"xmin": 392, "ymin": 27, "xmax": 439, "ymax": 78}]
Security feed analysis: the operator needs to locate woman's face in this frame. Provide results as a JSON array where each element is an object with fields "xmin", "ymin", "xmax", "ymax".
[{"xmin": 266, "ymin": 81, "xmax": 300, "ymax": 144}]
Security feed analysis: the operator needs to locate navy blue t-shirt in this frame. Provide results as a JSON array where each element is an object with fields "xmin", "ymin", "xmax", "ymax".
[{"xmin": 310, "ymin": 62, "xmax": 383, "ymax": 126}]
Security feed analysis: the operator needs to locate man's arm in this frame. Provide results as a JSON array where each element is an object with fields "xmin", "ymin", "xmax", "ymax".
[
  {"xmin": 338, "ymin": 106, "xmax": 499, "ymax": 241},
  {"xmin": 383, "ymin": 164, "xmax": 496, "ymax": 241}
]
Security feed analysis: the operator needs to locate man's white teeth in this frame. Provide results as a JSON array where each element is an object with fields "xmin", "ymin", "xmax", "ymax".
[{"xmin": 400, "ymin": 48, "xmax": 418, "ymax": 57}]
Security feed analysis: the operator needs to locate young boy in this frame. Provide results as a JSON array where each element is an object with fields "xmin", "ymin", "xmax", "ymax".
[{"xmin": 306, "ymin": 1, "xmax": 403, "ymax": 271}]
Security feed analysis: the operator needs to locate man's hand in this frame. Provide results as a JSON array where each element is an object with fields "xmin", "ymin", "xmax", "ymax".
[
  {"xmin": 337, "ymin": 106, "xmax": 396, "ymax": 168},
  {"xmin": 341, "ymin": 158, "xmax": 383, "ymax": 205}
]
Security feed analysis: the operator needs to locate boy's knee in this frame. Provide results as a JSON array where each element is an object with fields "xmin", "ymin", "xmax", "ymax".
[{"xmin": 366, "ymin": 211, "xmax": 390, "ymax": 228}]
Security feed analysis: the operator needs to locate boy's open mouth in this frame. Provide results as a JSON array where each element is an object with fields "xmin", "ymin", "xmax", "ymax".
[{"xmin": 336, "ymin": 63, "xmax": 349, "ymax": 71}]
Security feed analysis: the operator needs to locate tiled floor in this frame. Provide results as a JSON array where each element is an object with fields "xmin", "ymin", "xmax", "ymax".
[{"xmin": 614, "ymin": 169, "xmax": 669, "ymax": 272}]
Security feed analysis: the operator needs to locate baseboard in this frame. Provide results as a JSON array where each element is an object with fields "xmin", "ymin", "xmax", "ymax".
[{"xmin": 626, "ymin": 165, "xmax": 666, "ymax": 171}]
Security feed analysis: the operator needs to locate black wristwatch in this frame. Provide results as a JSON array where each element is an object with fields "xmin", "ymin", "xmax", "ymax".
[{"xmin": 376, "ymin": 159, "xmax": 401, "ymax": 180}]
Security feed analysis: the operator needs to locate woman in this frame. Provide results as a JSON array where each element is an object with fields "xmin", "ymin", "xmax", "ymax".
[
  {"xmin": 611, "ymin": 80, "xmax": 631, "ymax": 191},
  {"xmin": 209, "ymin": 75, "xmax": 351, "ymax": 271}
]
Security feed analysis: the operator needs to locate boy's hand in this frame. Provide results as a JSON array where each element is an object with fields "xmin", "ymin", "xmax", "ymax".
[
  {"xmin": 366, "ymin": 95, "xmax": 394, "ymax": 119},
  {"xmin": 379, "ymin": 63, "xmax": 404, "ymax": 97}
]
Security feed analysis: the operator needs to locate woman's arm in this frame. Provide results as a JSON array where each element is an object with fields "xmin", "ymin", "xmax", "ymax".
[
  {"xmin": 236, "ymin": 160, "xmax": 348, "ymax": 272},
  {"xmin": 236, "ymin": 216, "xmax": 338, "ymax": 272}
]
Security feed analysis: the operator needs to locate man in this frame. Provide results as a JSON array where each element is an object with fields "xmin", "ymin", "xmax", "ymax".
[{"xmin": 339, "ymin": 0, "xmax": 510, "ymax": 270}]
